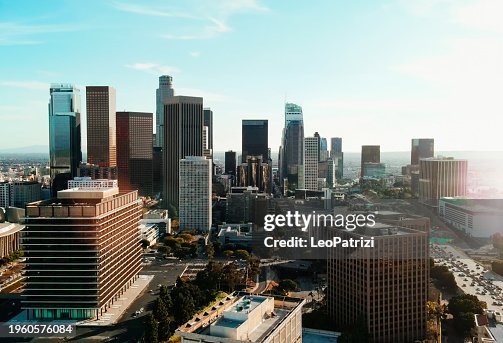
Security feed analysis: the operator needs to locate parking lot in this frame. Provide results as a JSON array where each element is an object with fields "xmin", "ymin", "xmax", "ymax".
[{"xmin": 431, "ymin": 244, "xmax": 503, "ymax": 311}]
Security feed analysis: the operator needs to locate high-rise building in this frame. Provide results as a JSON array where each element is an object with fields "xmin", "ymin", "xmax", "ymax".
[
  {"xmin": 361, "ymin": 145, "xmax": 380, "ymax": 177},
  {"xmin": 330, "ymin": 137, "xmax": 344, "ymax": 180},
  {"xmin": 152, "ymin": 147, "xmax": 163, "ymax": 197},
  {"xmin": 203, "ymin": 108, "xmax": 213, "ymax": 159},
  {"xmin": 304, "ymin": 134, "xmax": 320, "ymax": 191},
  {"xmin": 116, "ymin": 112, "xmax": 153, "ymax": 196},
  {"xmin": 279, "ymin": 103, "xmax": 305, "ymax": 193},
  {"xmin": 237, "ymin": 156, "xmax": 271, "ymax": 193},
  {"xmin": 242, "ymin": 120, "xmax": 268, "ymax": 163},
  {"xmin": 163, "ymin": 96, "xmax": 204, "ymax": 208},
  {"xmin": 22, "ymin": 178, "xmax": 142, "ymax": 320},
  {"xmin": 225, "ymin": 150, "xmax": 237, "ymax": 177},
  {"xmin": 179, "ymin": 156, "xmax": 212, "ymax": 232},
  {"xmin": 86, "ymin": 86, "xmax": 117, "ymax": 169},
  {"xmin": 419, "ymin": 157, "xmax": 468, "ymax": 206},
  {"xmin": 155, "ymin": 75, "xmax": 174, "ymax": 148},
  {"xmin": 411, "ymin": 138, "xmax": 434, "ymax": 165},
  {"xmin": 10, "ymin": 181, "xmax": 41, "ymax": 208},
  {"xmin": 0, "ymin": 181, "xmax": 10, "ymax": 208},
  {"xmin": 48, "ymin": 83, "xmax": 82, "ymax": 195},
  {"xmin": 327, "ymin": 224, "xmax": 429, "ymax": 342},
  {"xmin": 319, "ymin": 137, "xmax": 329, "ymax": 161},
  {"xmin": 362, "ymin": 162, "xmax": 386, "ymax": 178}
]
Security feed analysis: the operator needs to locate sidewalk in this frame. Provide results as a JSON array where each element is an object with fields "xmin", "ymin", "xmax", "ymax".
[{"xmin": 77, "ymin": 274, "xmax": 154, "ymax": 327}]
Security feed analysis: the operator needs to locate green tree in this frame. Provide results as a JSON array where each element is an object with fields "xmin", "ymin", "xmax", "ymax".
[
  {"xmin": 158, "ymin": 245, "xmax": 171, "ymax": 255},
  {"xmin": 448, "ymin": 294, "xmax": 485, "ymax": 336},
  {"xmin": 223, "ymin": 250, "xmax": 234, "ymax": 258},
  {"xmin": 206, "ymin": 242, "xmax": 215, "ymax": 260},
  {"xmin": 235, "ymin": 249, "xmax": 250, "ymax": 260},
  {"xmin": 179, "ymin": 233, "xmax": 193, "ymax": 243},
  {"xmin": 279, "ymin": 279, "xmax": 297, "ymax": 292},
  {"xmin": 246, "ymin": 257, "xmax": 261, "ymax": 278},
  {"xmin": 145, "ymin": 313, "xmax": 159, "ymax": 343},
  {"xmin": 172, "ymin": 291, "xmax": 195, "ymax": 325},
  {"xmin": 154, "ymin": 298, "xmax": 171, "ymax": 340}
]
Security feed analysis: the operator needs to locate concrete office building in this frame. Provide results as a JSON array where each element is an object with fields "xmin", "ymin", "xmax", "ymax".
[
  {"xmin": 116, "ymin": 111, "xmax": 153, "ymax": 196},
  {"xmin": 411, "ymin": 138, "xmax": 434, "ymax": 165},
  {"xmin": 22, "ymin": 178, "xmax": 142, "ymax": 320},
  {"xmin": 217, "ymin": 223, "xmax": 253, "ymax": 248},
  {"xmin": 176, "ymin": 293, "xmax": 305, "ymax": 343},
  {"xmin": 303, "ymin": 134, "xmax": 320, "ymax": 191},
  {"xmin": 163, "ymin": 96, "xmax": 204, "ymax": 208},
  {"xmin": 419, "ymin": 157, "xmax": 468, "ymax": 206},
  {"xmin": 155, "ymin": 75, "xmax": 175, "ymax": 148},
  {"xmin": 48, "ymin": 83, "xmax": 82, "ymax": 195},
  {"xmin": 179, "ymin": 156, "xmax": 212, "ymax": 232},
  {"xmin": 86, "ymin": 86, "xmax": 117, "ymax": 169},
  {"xmin": 361, "ymin": 145, "xmax": 380, "ymax": 177},
  {"xmin": 438, "ymin": 197, "xmax": 503, "ymax": 238},
  {"xmin": 327, "ymin": 224, "xmax": 429, "ymax": 343}
]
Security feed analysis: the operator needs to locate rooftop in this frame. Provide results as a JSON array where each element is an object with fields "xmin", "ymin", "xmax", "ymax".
[{"xmin": 0, "ymin": 222, "xmax": 24, "ymax": 238}]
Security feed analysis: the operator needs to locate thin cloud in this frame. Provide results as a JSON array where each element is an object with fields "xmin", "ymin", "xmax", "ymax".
[
  {"xmin": 111, "ymin": 2, "xmax": 196, "ymax": 19},
  {"xmin": 0, "ymin": 22, "xmax": 81, "ymax": 46},
  {"xmin": 162, "ymin": 17, "xmax": 232, "ymax": 40},
  {"xmin": 189, "ymin": 51, "xmax": 201, "ymax": 58},
  {"xmin": 125, "ymin": 63, "xmax": 180, "ymax": 75},
  {"xmin": 0, "ymin": 80, "xmax": 48, "ymax": 90}
]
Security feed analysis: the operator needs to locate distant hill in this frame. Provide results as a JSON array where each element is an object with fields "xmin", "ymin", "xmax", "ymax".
[{"xmin": 0, "ymin": 145, "xmax": 49, "ymax": 154}]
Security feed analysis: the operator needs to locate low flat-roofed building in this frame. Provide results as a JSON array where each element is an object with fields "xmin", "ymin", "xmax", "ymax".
[
  {"xmin": 376, "ymin": 210, "xmax": 430, "ymax": 232},
  {"xmin": 0, "ymin": 222, "xmax": 23, "ymax": 258},
  {"xmin": 140, "ymin": 223, "xmax": 159, "ymax": 246},
  {"xmin": 217, "ymin": 223, "xmax": 253, "ymax": 248},
  {"xmin": 176, "ymin": 292, "xmax": 304, "ymax": 343},
  {"xmin": 439, "ymin": 197, "xmax": 503, "ymax": 237}
]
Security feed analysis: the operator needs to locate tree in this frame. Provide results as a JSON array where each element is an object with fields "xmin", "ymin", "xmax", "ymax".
[
  {"xmin": 157, "ymin": 245, "xmax": 171, "ymax": 255},
  {"xmin": 235, "ymin": 249, "xmax": 250, "ymax": 260},
  {"xmin": 179, "ymin": 233, "xmax": 193, "ymax": 243},
  {"xmin": 223, "ymin": 250, "xmax": 234, "ymax": 258},
  {"xmin": 154, "ymin": 298, "xmax": 171, "ymax": 340},
  {"xmin": 246, "ymin": 257, "xmax": 261, "ymax": 278},
  {"xmin": 206, "ymin": 242, "xmax": 215, "ymax": 260},
  {"xmin": 279, "ymin": 279, "xmax": 297, "ymax": 292},
  {"xmin": 172, "ymin": 291, "xmax": 195, "ymax": 325},
  {"xmin": 448, "ymin": 294, "xmax": 485, "ymax": 336},
  {"xmin": 145, "ymin": 313, "xmax": 159, "ymax": 343},
  {"xmin": 338, "ymin": 315, "xmax": 369, "ymax": 343}
]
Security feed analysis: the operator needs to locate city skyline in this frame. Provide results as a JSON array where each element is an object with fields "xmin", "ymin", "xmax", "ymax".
[{"xmin": 1, "ymin": 0, "xmax": 502, "ymax": 153}]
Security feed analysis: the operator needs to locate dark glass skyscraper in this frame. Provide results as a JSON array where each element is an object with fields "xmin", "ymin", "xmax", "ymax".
[
  {"xmin": 225, "ymin": 150, "xmax": 237, "ymax": 176},
  {"xmin": 361, "ymin": 145, "xmax": 380, "ymax": 177},
  {"xmin": 155, "ymin": 75, "xmax": 174, "ymax": 148},
  {"xmin": 48, "ymin": 83, "xmax": 81, "ymax": 196},
  {"xmin": 203, "ymin": 108, "xmax": 213, "ymax": 158},
  {"xmin": 116, "ymin": 112, "xmax": 153, "ymax": 196},
  {"xmin": 86, "ymin": 86, "xmax": 117, "ymax": 168},
  {"xmin": 411, "ymin": 138, "xmax": 434, "ymax": 165},
  {"xmin": 330, "ymin": 137, "xmax": 344, "ymax": 180},
  {"xmin": 163, "ymin": 96, "xmax": 204, "ymax": 208},
  {"xmin": 242, "ymin": 120, "xmax": 268, "ymax": 163}
]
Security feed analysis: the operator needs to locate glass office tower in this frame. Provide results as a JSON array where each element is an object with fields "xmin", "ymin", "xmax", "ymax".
[{"xmin": 48, "ymin": 83, "xmax": 81, "ymax": 196}]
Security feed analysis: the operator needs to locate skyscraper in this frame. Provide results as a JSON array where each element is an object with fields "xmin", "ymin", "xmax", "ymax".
[
  {"xmin": 23, "ymin": 178, "xmax": 142, "ymax": 320},
  {"xmin": 48, "ymin": 83, "xmax": 82, "ymax": 195},
  {"xmin": 86, "ymin": 86, "xmax": 117, "ymax": 168},
  {"xmin": 203, "ymin": 108, "xmax": 213, "ymax": 158},
  {"xmin": 411, "ymin": 138, "xmax": 434, "ymax": 165},
  {"xmin": 279, "ymin": 103, "xmax": 304, "ymax": 193},
  {"xmin": 116, "ymin": 112, "xmax": 153, "ymax": 196},
  {"xmin": 319, "ymin": 137, "xmax": 329, "ymax": 161},
  {"xmin": 304, "ymin": 134, "xmax": 320, "ymax": 191},
  {"xmin": 330, "ymin": 137, "xmax": 344, "ymax": 179},
  {"xmin": 155, "ymin": 75, "xmax": 174, "ymax": 148},
  {"xmin": 225, "ymin": 150, "xmax": 237, "ymax": 177},
  {"xmin": 328, "ymin": 224, "xmax": 429, "ymax": 342},
  {"xmin": 361, "ymin": 145, "xmax": 380, "ymax": 177},
  {"xmin": 179, "ymin": 156, "xmax": 212, "ymax": 232},
  {"xmin": 242, "ymin": 120, "xmax": 268, "ymax": 163},
  {"xmin": 163, "ymin": 96, "xmax": 204, "ymax": 208},
  {"xmin": 419, "ymin": 157, "xmax": 468, "ymax": 206},
  {"xmin": 237, "ymin": 155, "xmax": 271, "ymax": 193}
]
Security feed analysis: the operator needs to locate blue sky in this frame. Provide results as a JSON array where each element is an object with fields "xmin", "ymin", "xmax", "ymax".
[{"xmin": 0, "ymin": 0, "xmax": 502, "ymax": 152}]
